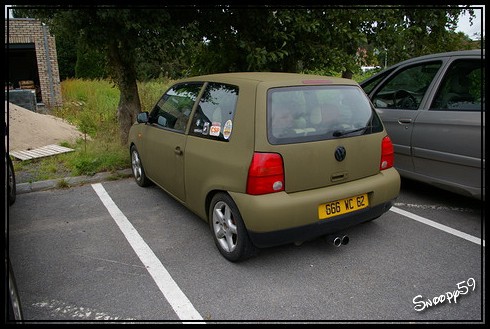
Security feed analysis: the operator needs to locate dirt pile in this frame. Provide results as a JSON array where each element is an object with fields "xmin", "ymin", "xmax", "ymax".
[{"xmin": 6, "ymin": 102, "xmax": 85, "ymax": 151}]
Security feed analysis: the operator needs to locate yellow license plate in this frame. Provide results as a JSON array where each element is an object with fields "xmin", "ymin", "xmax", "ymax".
[{"xmin": 318, "ymin": 193, "xmax": 369, "ymax": 219}]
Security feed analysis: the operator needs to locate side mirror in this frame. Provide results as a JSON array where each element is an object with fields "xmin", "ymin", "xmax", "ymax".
[{"xmin": 137, "ymin": 112, "xmax": 149, "ymax": 124}]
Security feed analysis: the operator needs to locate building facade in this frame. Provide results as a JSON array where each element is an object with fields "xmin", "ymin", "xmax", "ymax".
[{"xmin": 5, "ymin": 18, "xmax": 62, "ymax": 109}]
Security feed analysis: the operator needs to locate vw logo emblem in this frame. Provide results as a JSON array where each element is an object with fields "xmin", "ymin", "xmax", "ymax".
[{"xmin": 334, "ymin": 146, "xmax": 346, "ymax": 162}]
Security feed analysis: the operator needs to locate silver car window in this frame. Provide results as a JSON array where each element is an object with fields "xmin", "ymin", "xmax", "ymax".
[
  {"xmin": 430, "ymin": 59, "xmax": 484, "ymax": 112},
  {"xmin": 371, "ymin": 61, "xmax": 442, "ymax": 110}
]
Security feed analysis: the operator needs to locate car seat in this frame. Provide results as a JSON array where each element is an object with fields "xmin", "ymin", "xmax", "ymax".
[{"xmin": 442, "ymin": 75, "xmax": 473, "ymax": 108}]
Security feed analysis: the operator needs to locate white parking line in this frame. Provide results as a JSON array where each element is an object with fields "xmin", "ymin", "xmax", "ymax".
[
  {"xmin": 390, "ymin": 206, "xmax": 485, "ymax": 247},
  {"xmin": 393, "ymin": 202, "xmax": 476, "ymax": 213},
  {"xmin": 91, "ymin": 183, "xmax": 205, "ymax": 323}
]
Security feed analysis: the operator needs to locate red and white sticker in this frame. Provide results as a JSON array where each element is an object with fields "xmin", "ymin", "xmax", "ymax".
[{"xmin": 210, "ymin": 122, "xmax": 221, "ymax": 136}]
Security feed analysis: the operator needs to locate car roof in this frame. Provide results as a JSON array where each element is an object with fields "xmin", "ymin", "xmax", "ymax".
[
  {"xmin": 385, "ymin": 49, "xmax": 484, "ymax": 68},
  {"xmin": 360, "ymin": 49, "xmax": 484, "ymax": 86},
  {"xmin": 179, "ymin": 72, "xmax": 358, "ymax": 86}
]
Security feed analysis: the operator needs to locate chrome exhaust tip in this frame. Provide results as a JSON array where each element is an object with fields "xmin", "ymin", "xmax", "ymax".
[
  {"xmin": 341, "ymin": 235, "xmax": 349, "ymax": 245},
  {"xmin": 327, "ymin": 235, "xmax": 342, "ymax": 247}
]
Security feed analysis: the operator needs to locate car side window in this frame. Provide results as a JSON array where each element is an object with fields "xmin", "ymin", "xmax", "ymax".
[
  {"xmin": 430, "ymin": 59, "xmax": 484, "ymax": 112},
  {"xmin": 189, "ymin": 83, "xmax": 239, "ymax": 141},
  {"xmin": 361, "ymin": 68, "xmax": 395, "ymax": 95},
  {"xmin": 149, "ymin": 83, "xmax": 203, "ymax": 132},
  {"xmin": 371, "ymin": 61, "xmax": 442, "ymax": 110}
]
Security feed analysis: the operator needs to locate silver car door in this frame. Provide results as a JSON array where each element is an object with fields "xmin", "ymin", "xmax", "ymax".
[
  {"xmin": 370, "ymin": 61, "xmax": 443, "ymax": 176},
  {"xmin": 412, "ymin": 57, "xmax": 484, "ymax": 198}
]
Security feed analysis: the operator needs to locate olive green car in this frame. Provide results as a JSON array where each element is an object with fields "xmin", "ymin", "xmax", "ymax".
[{"xmin": 129, "ymin": 72, "xmax": 400, "ymax": 262}]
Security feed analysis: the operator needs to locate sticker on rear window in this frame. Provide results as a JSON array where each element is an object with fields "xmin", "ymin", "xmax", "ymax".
[
  {"xmin": 223, "ymin": 120, "xmax": 233, "ymax": 139},
  {"xmin": 210, "ymin": 122, "xmax": 221, "ymax": 136},
  {"xmin": 202, "ymin": 122, "xmax": 210, "ymax": 135}
]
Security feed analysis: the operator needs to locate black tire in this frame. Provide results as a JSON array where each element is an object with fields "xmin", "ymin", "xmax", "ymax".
[
  {"xmin": 7, "ymin": 258, "xmax": 23, "ymax": 322},
  {"xmin": 209, "ymin": 193, "xmax": 257, "ymax": 262},
  {"xmin": 7, "ymin": 155, "xmax": 16, "ymax": 206},
  {"xmin": 130, "ymin": 145, "xmax": 151, "ymax": 187}
]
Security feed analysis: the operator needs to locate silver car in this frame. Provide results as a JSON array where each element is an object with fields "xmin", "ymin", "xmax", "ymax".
[{"xmin": 361, "ymin": 50, "xmax": 485, "ymax": 200}]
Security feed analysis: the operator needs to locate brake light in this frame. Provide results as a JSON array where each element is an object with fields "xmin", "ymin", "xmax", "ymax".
[
  {"xmin": 380, "ymin": 135, "xmax": 394, "ymax": 170},
  {"xmin": 247, "ymin": 152, "xmax": 285, "ymax": 195},
  {"xmin": 302, "ymin": 79, "xmax": 333, "ymax": 84}
]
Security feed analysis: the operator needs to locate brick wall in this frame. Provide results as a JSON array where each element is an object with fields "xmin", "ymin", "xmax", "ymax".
[{"xmin": 5, "ymin": 18, "xmax": 62, "ymax": 109}]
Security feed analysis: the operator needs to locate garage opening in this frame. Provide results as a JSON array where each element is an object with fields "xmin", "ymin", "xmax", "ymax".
[{"xmin": 6, "ymin": 43, "xmax": 42, "ymax": 103}]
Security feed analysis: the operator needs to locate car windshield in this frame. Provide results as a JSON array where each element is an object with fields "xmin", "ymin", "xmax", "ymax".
[{"xmin": 267, "ymin": 85, "xmax": 382, "ymax": 144}]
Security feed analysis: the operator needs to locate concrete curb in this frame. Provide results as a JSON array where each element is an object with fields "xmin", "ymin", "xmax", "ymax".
[{"xmin": 16, "ymin": 168, "xmax": 133, "ymax": 194}]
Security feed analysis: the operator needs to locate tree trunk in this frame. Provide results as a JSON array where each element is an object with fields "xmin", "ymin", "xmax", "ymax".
[
  {"xmin": 117, "ymin": 81, "xmax": 141, "ymax": 145},
  {"xmin": 342, "ymin": 70, "xmax": 353, "ymax": 79},
  {"xmin": 108, "ymin": 43, "xmax": 141, "ymax": 145},
  {"xmin": 342, "ymin": 69, "xmax": 353, "ymax": 79}
]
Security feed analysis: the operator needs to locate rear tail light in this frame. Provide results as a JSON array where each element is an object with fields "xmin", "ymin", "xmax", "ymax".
[
  {"xmin": 380, "ymin": 135, "xmax": 394, "ymax": 170},
  {"xmin": 247, "ymin": 152, "xmax": 285, "ymax": 195}
]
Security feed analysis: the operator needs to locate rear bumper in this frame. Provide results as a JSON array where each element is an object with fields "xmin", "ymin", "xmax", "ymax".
[
  {"xmin": 248, "ymin": 201, "xmax": 393, "ymax": 248},
  {"xmin": 229, "ymin": 167, "xmax": 400, "ymax": 248}
]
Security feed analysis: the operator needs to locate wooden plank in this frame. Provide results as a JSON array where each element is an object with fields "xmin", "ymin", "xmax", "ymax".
[
  {"xmin": 9, "ymin": 144, "xmax": 74, "ymax": 161},
  {"xmin": 9, "ymin": 150, "xmax": 34, "ymax": 161}
]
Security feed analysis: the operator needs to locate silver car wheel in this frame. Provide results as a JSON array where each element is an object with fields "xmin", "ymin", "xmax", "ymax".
[
  {"xmin": 131, "ymin": 149, "xmax": 143, "ymax": 182},
  {"xmin": 130, "ymin": 145, "xmax": 151, "ymax": 187},
  {"xmin": 212, "ymin": 201, "xmax": 238, "ymax": 253}
]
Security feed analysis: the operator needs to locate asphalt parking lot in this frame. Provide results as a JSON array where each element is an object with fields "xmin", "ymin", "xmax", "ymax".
[{"xmin": 7, "ymin": 176, "xmax": 484, "ymax": 323}]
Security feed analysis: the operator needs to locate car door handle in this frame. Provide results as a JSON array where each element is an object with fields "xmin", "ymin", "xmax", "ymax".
[
  {"xmin": 174, "ymin": 147, "xmax": 183, "ymax": 156},
  {"xmin": 398, "ymin": 118, "xmax": 413, "ymax": 124}
]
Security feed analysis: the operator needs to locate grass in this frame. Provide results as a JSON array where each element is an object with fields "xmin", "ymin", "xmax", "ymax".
[{"xmin": 12, "ymin": 78, "xmax": 172, "ymax": 183}]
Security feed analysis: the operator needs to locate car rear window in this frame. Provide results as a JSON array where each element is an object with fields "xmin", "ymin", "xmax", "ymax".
[{"xmin": 267, "ymin": 85, "xmax": 383, "ymax": 144}]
